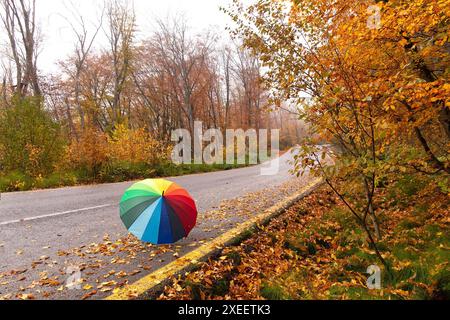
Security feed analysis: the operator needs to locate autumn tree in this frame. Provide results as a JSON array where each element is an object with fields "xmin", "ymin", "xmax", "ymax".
[
  {"xmin": 151, "ymin": 15, "xmax": 216, "ymax": 135},
  {"xmin": 232, "ymin": 46, "xmax": 264, "ymax": 130},
  {"xmin": 226, "ymin": 0, "xmax": 449, "ymax": 270},
  {"xmin": 59, "ymin": 1, "xmax": 104, "ymax": 136}
]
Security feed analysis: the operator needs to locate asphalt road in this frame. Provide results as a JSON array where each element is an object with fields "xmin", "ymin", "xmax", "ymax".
[{"xmin": 0, "ymin": 153, "xmax": 297, "ymax": 279}]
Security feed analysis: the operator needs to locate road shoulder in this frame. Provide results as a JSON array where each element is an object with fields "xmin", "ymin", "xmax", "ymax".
[{"xmin": 106, "ymin": 177, "xmax": 323, "ymax": 300}]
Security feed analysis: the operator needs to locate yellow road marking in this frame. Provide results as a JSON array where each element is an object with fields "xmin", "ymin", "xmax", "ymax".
[{"xmin": 105, "ymin": 178, "xmax": 323, "ymax": 300}]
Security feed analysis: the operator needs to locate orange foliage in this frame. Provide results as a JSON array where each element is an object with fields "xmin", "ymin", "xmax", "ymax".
[
  {"xmin": 107, "ymin": 124, "xmax": 170, "ymax": 166},
  {"xmin": 63, "ymin": 127, "xmax": 108, "ymax": 172},
  {"xmin": 24, "ymin": 143, "xmax": 44, "ymax": 177}
]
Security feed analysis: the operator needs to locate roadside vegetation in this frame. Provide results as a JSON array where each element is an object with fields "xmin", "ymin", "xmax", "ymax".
[
  {"xmin": 0, "ymin": 96, "xmax": 254, "ymax": 192},
  {"xmin": 162, "ymin": 0, "xmax": 450, "ymax": 300},
  {"xmin": 159, "ymin": 178, "xmax": 449, "ymax": 300},
  {"xmin": 223, "ymin": 0, "xmax": 449, "ymax": 292}
]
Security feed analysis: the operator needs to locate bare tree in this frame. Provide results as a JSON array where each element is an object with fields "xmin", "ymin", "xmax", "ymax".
[
  {"xmin": 61, "ymin": 1, "xmax": 104, "ymax": 135},
  {"xmin": 105, "ymin": 0, "xmax": 135, "ymax": 126},
  {"xmin": 232, "ymin": 45, "xmax": 263, "ymax": 130},
  {"xmin": 152, "ymin": 15, "xmax": 216, "ymax": 134},
  {"xmin": 0, "ymin": 62, "xmax": 13, "ymax": 104},
  {"xmin": 222, "ymin": 46, "xmax": 232, "ymax": 128},
  {"xmin": 0, "ymin": 0, "xmax": 41, "ymax": 96}
]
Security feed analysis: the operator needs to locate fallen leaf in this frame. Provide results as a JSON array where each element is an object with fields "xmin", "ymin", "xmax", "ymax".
[
  {"xmin": 83, "ymin": 284, "xmax": 93, "ymax": 290},
  {"xmin": 17, "ymin": 293, "xmax": 35, "ymax": 300},
  {"xmin": 81, "ymin": 290, "xmax": 97, "ymax": 300}
]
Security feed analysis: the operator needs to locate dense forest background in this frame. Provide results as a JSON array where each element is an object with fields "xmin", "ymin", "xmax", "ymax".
[{"xmin": 0, "ymin": 0, "xmax": 305, "ymax": 191}]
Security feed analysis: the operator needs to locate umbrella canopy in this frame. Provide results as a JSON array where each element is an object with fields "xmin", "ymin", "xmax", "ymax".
[{"xmin": 120, "ymin": 179, "xmax": 197, "ymax": 245}]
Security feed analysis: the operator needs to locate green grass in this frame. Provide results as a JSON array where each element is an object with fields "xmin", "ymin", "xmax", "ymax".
[
  {"xmin": 231, "ymin": 228, "xmax": 256, "ymax": 245},
  {"xmin": 260, "ymin": 190, "xmax": 449, "ymax": 300},
  {"xmin": 0, "ymin": 148, "xmax": 284, "ymax": 192},
  {"xmin": 0, "ymin": 161, "xmax": 251, "ymax": 192},
  {"xmin": 260, "ymin": 282, "xmax": 289, "ymax": 300},
  {"xmin": 211, "ymin": 275, "xmax": 233, "ymax": 297},
  {"xmin": 226, "ymin": 251, "xmax": 243, "ymax": 266},
  {"xmin": 0, "ymin": 170, "xmax": 32, "ymax": 191}
]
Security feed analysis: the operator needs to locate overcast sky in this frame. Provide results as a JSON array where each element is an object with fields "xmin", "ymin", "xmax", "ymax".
[{"xmin": 31, "ymin": 0, "xmax": 238, "ymax": 72}]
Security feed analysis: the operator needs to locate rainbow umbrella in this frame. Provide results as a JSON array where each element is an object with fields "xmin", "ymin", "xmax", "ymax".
[{"xmin": 119, "ymin": 179, "xmax": 197, "ymax": 245}]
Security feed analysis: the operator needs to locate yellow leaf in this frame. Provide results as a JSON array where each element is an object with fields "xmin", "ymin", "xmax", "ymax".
[{"xmin": 83, "ymin": 284, "xmax": 93, "ymax": 291}]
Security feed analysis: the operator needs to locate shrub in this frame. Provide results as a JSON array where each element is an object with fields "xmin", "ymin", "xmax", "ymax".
[
  {"xmin": 107, "ymin": 124, "xmax": 169, "ymax": 166},
  {"xmin": 0, "ymin": 96, "xmax": 65, "ymax": 176},
  {"xmin": 0, "ymin": 171, "xmax": 32, "ymax": 192},
  {"xmin": 100, "ymin": 161, "xmax": 156, "ymax": 182},
  {"xmin": 63, "ymin": 127, "xmax": 108, "ymax": 177}
]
